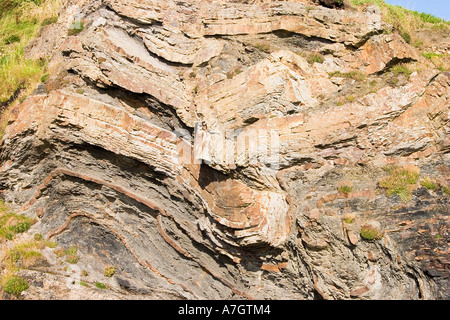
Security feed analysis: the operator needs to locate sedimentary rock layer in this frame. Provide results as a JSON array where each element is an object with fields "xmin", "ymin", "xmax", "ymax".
[{"xmin": 0, "ymin": 0, "xmax": 448, "ymax": 299}]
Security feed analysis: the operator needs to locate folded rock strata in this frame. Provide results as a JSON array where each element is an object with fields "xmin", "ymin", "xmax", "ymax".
[{"xmin": 0, "ymin": 0, "xmax": 448, "ymax": 299}]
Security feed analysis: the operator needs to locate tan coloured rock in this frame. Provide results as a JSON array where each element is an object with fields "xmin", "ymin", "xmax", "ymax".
[
  {"xmin": 1, "ymin": 0, "xmax": 448, "ymax": 300},
  {"xmin": 355, "ymin": 33, "xmax": 422, "ymax": 74},
  {"xmin": 3, "ymin": 89, "xmax": 290, "ymax": 248}
]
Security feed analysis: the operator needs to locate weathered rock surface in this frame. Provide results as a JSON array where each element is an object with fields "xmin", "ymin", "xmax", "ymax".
[{"xmin": 0, "ymin": 0, "xmax": 448, "ymax": 300}]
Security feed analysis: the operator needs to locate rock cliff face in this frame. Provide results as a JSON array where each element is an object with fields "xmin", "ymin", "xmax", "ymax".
[{"xmin": 0, "ymin": 0, "xmax": 448, "ymax": 299}]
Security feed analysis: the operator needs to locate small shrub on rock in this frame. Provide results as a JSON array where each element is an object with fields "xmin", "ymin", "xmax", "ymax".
[{"xmin": 3, "ymin": 276, "xmax": 29, "ymax": 296}]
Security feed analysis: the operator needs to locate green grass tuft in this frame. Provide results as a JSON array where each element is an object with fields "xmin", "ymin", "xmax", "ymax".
[
  {"xmin": 328, "ymin": 70, "xmax": 366, "ymax": 81},
  {"xmin": 378, "ymin": 165, "xmax": 419, "ymax": 201},
  {"xmin": 338, "ymin": 185, "xmax": 353, "ymax": 194},
  {"xmin": 360, "ymin": 224, "xmax": 383, "ymax": 241},
  {"xmin": 422, "ymin": 52, "xmax": 448, "ymax": 61},
  {"xmin": 63, "ymin": 245, "xmax": 79, "ymax": 264},
  {"xmin": 40, "ymin": 73, "xmax": 49, "ymax": 83},
  {"xmin": 400, "ymin": 31, "xmax": 411, "ymax": 43},
  {"xmin": 41, "ymin": 16, "xmax": 57, "ymax": 26},
  {"xmin": 95, "ymin": 282, "xmax": 107, "ymax": 289},
  {"xmin": 104, "ymin": 266, "xmax": 116, "ymax": 277},
  {"xmin": 344, "ymin": 71, "xmax": 366, "ymax": 81},
  {"xmin": 420, "ymin": 177, "xmax": 439, "ymax": 191},
  {"xmin": 307, "ymin": 53, "xmax": 324, "ymax": 64},
  {"xmin": 65, "ymin": 255, "xmax": 79, "ymax": 264},
  {"xmin": 3, "ymin": 276, "xmax": 29, "ymax": 295},
  {"xmin": 64, "ymin": 246, "xmax": 77, "ymax": 256},
  {"xmin": 4, "ymin": 34, "xmax": 21, "ymax": 44},
  {"xmin": 391, "ymin": 64, "xmax": 412, "ymax": 78},
  {"xmin": 0, "ymin": 201, "xmax": 33, "ymax": 240},
  {"xmin": 441, "ymin": 185, "xmax": 450, "ymax": 195}
]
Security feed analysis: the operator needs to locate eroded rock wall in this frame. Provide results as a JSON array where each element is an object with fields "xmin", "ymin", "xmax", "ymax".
[{"xmin": 0, "ymin": 0, "xmax": 448, "ymax": 299}]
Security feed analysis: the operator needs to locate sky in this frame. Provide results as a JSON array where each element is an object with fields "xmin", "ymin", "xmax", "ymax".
[{"xmin": 384, "ymin": 0, "xmax": 450, "ymax": 21}]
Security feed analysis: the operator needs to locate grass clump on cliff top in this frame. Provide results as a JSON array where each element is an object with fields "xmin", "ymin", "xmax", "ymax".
[
  {"xmin": 0, "ymin": 0, "xmax": 61, "ymax": 142},
  {"xmin": 0, "ymin": 1, "xmax": 43, "ymax": 16},
  {"xmin": 0, "ymin": 0, "xmax": 61, "ymax": 104},
  {"xmin": 350, "ymin": 0, "xmax": 449, "ymax": 40}
]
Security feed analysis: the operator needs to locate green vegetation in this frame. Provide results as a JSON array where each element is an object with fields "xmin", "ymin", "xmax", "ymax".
[
  {"xmin": 0, "ymin": 12, "xmax": 47, "ymax": 104},
  {"xmin": 342, "ymin": 213, "xmax": 355, "ymax": 224},
  {"xmin": 54, "ymin": 245, "xmax": 79, "ymax": 264},
  {"xmin": 0, "ymin": 200, "xmax": 58, "ymax": 296},
  {"xmin": 350, "ymin": 0, "xmax": 449, "ymax": 33},
  {"xmin": 417, "ymin": 178, "xmax": 450, "ymax": 195},
  {"xmin": 345, "ymin": 94, "xmax": 355, "ymax": 102},
  {"xmin": 334, "ymin": 0, "xmax": 344, "ymax": 6},
  {"xmin": 400, "ymin": 31, "xmax": 411, "ymax": 43},
  {"xmin": 65, "ymin": 255, "xmax": 79, "ymax": 264},
  {"xmin": 360, "ymin": 224, "xmax": 383, "ymax": 241},
  {"xmin": 328, "ymin": 71, "xmax": 342, "ymax": 77},
  {"xmin": 41, "ymin": 16, "xmax": 57, "ymax": 26},
  {"xmin": 343, "ymin": 216, "xmax": 353, "ymax": 224},
  {"xmin": 1, "ymin": 1, "xmax": 44, "ymax": 16},
  {"xmin": 67, "ymin": 20, "xmax": 84, "ymax": 36},
  {"xmin": 64, "ymin": 245, "xmax": 79, "ymax": 264},
  {"xmin": 338, "ymin": 185, "xmax": 353, "ymax": 194},
  {"xmin": 40, "ymin": 73, "xmax": 49, "ymax": 83},
  {"xmin": 422, "ymin": 52, "xmax": 444, "ymax": 60},
  {"xmin": 387, "ymin": 77, "xmax": 399, "ymax": 87},
  {"xmin": 254, "ymin": 42, "xmax": 271, "ymax": 53},
  {"xmin": 391, "ymin": 64, "xmax": 413, "ymax": 78},
  {"xmin": 307, "ymin": 53, "xmax": 324, "ymax": 64},
  {"xmin": 0, "ymin": 200, "xmax": 33, "ymax": 240},
  {"xmin": 3, "ymin": 276, "xmax": 28, "ymax": 295},
  {"xmin": 4, "ymin": 237, "xmax": 56, "ymax": 271},
  {"xmin": 442, "ymin": 185, "xmax": 450, "ymax": 196},
  {"xmin": 33, "ymin": 233, "xmax": 43, "ymax": 241},
  {"xmin": 329, "ymin": 70, "xmax": 366, "ymax": 81},
  {"xmin": 95, "ymin": 282, "xmax": 107, "ymax": 289},
  {"xmin": 412, "ymin": 40, "xmax": 423, "ymax": 48},
  {"xmin": 4, "ymin": 34, "xmax": 21, "ymax": 45},
  {"xmin": 422, "ymin": 52, "xmax": 449, "ymax": 71},
  {"xmin": 420, "ymin": 177, "xmax": 439, "ymax": 191},
  {"xmin": 104, "ymin": 266, "xmax": 116, "ymax": 277},
  {"xmin": 378, "ymin": 165, "xmax": 419, "ymax": 201},
  {"xmin": 343, "ymin": 71, "xmax": 366, "ymax": 81},
  {"xmin": 0, "ymin": 0, "xmax": 61, "ymax": 142}
]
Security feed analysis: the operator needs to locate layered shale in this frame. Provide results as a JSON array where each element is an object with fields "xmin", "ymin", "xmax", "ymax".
[{"xmin": 0, "ymin": 0, "xmax": 448, "ymax": 299}]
